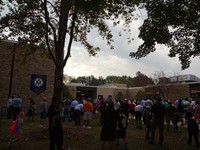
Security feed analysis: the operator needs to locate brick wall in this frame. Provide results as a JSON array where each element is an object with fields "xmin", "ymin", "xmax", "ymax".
[
  {"xmin": 0, "ymin": 41, "xmax": 55, "ymax": 110},
  {"xmin": 144, "ymin": 84, "xmax": 190, "ymax": 100}
]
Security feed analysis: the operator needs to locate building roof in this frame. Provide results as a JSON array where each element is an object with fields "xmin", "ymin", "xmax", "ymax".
[{"xmin": 169, "ymin": 74, "xmax": 200, "ymax": 83}]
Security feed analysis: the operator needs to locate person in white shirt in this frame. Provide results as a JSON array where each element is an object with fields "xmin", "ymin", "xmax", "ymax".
[
  {"xmin": 7, "ymin": 96, "xmax": 14, "ymax": 119},
  {"xmin": 74, "ymin": 102, "xmax": 83, "ymax": 126},
  {"xmin": 114, "ymin": 99, "xmax": 121, "ymax": 111},
  {"xmin": 134, "ymin": 102, "xmax": 143, "ymax": 129}
]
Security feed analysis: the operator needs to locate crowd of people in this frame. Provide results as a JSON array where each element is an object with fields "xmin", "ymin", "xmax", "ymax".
[
  {"xmin": 6, "ymin": 95, "xmax": 200, "ymax": 149},
  {"xmin": 7, "ymin": 96, "xmax": 48, "ymax": 127}
]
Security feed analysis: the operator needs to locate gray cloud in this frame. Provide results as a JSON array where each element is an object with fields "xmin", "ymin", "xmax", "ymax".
[{"xmin": 64, "ymin": 19, "xmax": 200, "ymax": 78}]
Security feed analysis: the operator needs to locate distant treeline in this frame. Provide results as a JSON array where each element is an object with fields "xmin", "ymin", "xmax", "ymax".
[{"xmin": 64, "ymin": 71, "xmax": 157, "ymax": 87}]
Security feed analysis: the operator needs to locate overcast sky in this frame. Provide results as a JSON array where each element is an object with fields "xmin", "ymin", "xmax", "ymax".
[
  {"xmin": 2, "ymin": 4, "xmax": 199, "ymax": 79},
  {"xmin": 64, "ymin": 17, "xmax": 200, "ymax": 79}
]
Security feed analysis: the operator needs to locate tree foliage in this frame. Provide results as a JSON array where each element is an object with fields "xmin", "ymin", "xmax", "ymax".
[
  {"xmin": 132, "ymin": 71, "xmax": 154, "ymax": 87},
  {"xmin": 106, "ymin": 75, "xmax": 134, "ymax": 86},
  {"xmin": 130, "ymin": 0, "xmax": 200, "ymax": 70},
  {"xmin": 64, "ymin": 72, "xmax": 154, "ymax": 87},
  {"xmin": 76, "ymin": 75, "xmax": 106, "ymax": 86},
  {"xmin": 0, "ymin": 0, "xmax": 140, "ymax": 101}
]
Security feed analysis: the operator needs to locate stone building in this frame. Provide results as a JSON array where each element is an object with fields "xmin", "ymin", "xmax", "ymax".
[
  {"xmin": 66, "ymin": 83, "xmax": 145, "ymax": 100},
  {"xmin": 0, "ymin": 40, "xmax": 55, "ymax": 111},
  {"xmin": 66, "ymin": 81, "xmax": 200, "ymax": 102},
  {"xmin": 144, "ymin": 74, "xmax": 200, "ymax": 101}
]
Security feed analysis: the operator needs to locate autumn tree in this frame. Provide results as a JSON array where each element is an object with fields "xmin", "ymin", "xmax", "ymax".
[
  {"xmin": 130, "ymin": 0, "xmax": 200, "ymax": 70},
  {"xmin": 0, "ymin": 0, "xmax": 140, "ymax": 103},
  {"xmin": 132, "ymin": 71, "xmax": 154, "ymax": 87}
]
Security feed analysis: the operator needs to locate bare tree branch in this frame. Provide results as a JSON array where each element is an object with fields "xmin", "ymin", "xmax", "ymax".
[
  {"xmin": 43, "ymin": 0, "xmax": 56, "ymax": 64},
  {"xmin": 46, "ymin": 0, "xmax": 60, "ymax": 16},
  {"xmin": 63, "ymin": 10, "xmax": 77, "ymax": 67}
]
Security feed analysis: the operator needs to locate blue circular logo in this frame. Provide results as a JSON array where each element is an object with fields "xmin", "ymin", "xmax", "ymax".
[{"xmin": 34, "ymin": 78, "xmax": 43, "ymax": 87}]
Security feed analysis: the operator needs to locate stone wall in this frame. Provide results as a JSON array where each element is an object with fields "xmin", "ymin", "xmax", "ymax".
[
  {"xmin": 97, "ymin": 87, "xmax": 114, "ymax": 99},
  {"xmin": 0, "ymin": 40, "xmax": 55, "ymax": 110}
]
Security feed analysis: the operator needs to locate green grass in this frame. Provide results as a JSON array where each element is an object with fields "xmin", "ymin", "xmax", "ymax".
[{"xmin": 0, "ymin": 114, "xmax": 197, "ymax": 150}]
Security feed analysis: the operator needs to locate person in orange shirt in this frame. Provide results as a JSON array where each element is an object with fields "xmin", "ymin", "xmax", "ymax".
[{"xmin": 82, "ymin": 98, "xmax": 93, "ymax": 128}]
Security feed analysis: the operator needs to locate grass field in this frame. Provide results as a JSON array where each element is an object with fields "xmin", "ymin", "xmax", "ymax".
[{"xmin": 0, "ymin": 113, "xmax": 198, "ymax": 150}]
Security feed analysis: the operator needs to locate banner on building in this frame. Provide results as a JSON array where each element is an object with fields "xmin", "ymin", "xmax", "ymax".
[{"xmin": 30, "ymin": 74, "xmax": 47, "ymax": 94}]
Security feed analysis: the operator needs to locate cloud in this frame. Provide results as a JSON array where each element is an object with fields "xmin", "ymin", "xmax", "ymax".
[{"xmin": 64, "ymin": 17, "xmax": 200, "ymax": 79}]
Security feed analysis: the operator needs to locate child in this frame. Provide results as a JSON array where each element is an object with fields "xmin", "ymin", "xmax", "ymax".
[
  {"xmin": 143, "ymin": 106, "xmax": 153, "ymax": 140},
  {"xmin": 8, "ymin": 111, "xmax": 25, "ymax": 149},
  {"xmin": 27, "ymin": 99, "xmax": 37, "ymax": 122},
  {"xmin": 186, "ymin": 112, "xmax": 199, "ymax": 148},
  {"xmin": 115, "ymin": 109, "xmax": 128, "ymax": 148}
]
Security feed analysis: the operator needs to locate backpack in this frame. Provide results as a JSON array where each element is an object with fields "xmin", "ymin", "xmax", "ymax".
[
  {"xmin": 8, "ymin": 120, "xmax": 18, "ymax": 135},
  {"xmin": 143, "ymin": 109, "xmax": 153, "ymax": 125},
  {"xmin": 118, "ymin": 114, "xmax": 128, "ymax": 130}
]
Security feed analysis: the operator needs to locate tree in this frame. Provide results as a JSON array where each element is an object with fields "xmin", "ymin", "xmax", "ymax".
[
  {"xmin": 132, "ymin": 71, "xmax": 154, "ymax": 87},
  {"xmin": 116, "ymin": 91, "xmax": 124, "ymax": 99},
  {"xmin": 105, "ymin": 75, "xmax": 134, "ymax": 87},
  {"xmin": 134, "ymin": 90, "xmax": 146, "ymax": 101},
  {"xmin": 0, "ymin": 0, "xmax": 140, "ymax": 103},
  {"xmin": 63, "ymin": 74, "xmax": 77, "ymax": 84},
  {"xmin": 151, "ymin": 71, "xmax": 170, "ymax": 98},
  {"xmin": 130, "ymin": 0, "xmax": 200, "ymax": 70},
  {"xmin": 0, "ymin": 1, "xmax": 140, "ymax": 148}
]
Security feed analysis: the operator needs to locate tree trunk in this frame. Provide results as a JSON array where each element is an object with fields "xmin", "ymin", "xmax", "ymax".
[
  {"xmin": 53, "ymin": 64, "xmax": 63, "ymax": 102},
  {"xmin": 51, "ymin": 1, "xmax": 69, "ymax": 103}
]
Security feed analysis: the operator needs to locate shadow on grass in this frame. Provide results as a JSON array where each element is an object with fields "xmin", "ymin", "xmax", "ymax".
[{"xmin": 0, "ymin": 115, "xmax": 196, "ymax": 150}]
